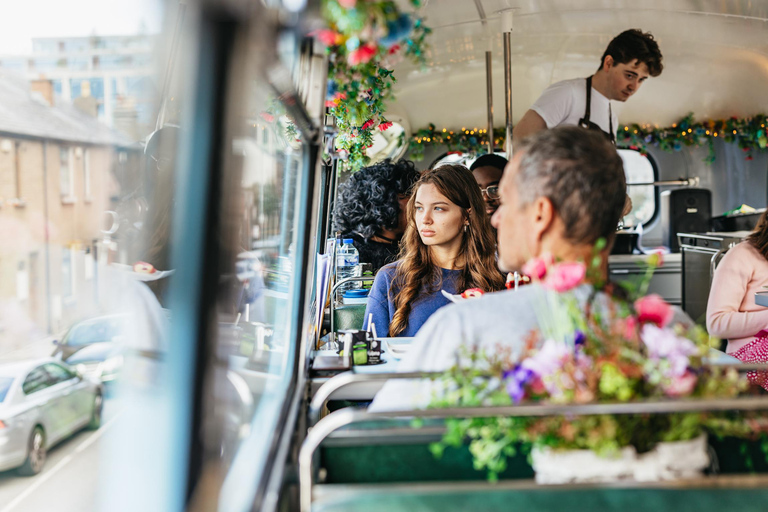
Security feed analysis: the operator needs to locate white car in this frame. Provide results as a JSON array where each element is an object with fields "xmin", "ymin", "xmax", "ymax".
[{"xmin": 0, "ymin": 358, "xmax": 103, "ymax": 475}]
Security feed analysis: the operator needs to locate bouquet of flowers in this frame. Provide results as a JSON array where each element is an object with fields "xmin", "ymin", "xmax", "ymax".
[{"xmin": 429, "ymin": 244, "xmax": 768, "ymax": 481}]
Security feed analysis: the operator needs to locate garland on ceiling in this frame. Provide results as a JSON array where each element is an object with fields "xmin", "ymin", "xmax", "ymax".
[
  {"xmin": 318, "ymin": 0, "xmax": 430, "ymax": 171},
  {"xmin": 408, "ymin": 114, "xmax": 768, "ymax": 163}
]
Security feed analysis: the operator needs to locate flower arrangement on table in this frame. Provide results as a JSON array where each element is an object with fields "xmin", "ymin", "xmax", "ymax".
[
  {"xmin": 428, "ymin": 244, "xmax": 768, "ymax": 482},
  {"xmin": 316, "ymin": 0, "xmax": 430, "ymax": 170}
]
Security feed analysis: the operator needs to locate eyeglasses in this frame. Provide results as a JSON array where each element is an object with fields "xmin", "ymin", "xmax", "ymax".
[{"xmin": 479, "ymin": 185, "xmax": 500, "ymax": 199}]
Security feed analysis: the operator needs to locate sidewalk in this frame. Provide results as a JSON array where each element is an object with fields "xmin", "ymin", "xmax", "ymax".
[{"xmin": 0, "ymin": 334, "xmax": 58, "ymax": 362}]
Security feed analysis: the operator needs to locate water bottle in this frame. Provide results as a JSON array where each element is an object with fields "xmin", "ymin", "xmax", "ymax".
[{"xmin": 336, "ymin": 238, "xmax": 360, "ymax": 298}]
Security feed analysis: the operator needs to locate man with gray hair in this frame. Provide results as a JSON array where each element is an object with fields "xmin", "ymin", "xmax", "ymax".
[{"xmin": 369, "ymin": 127, "xmax": 630, "ymax": 411}]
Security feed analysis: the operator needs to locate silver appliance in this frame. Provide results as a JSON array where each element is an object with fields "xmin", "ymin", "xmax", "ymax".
[{"xmin": 679, "ymin": 232, "xmax": 749, "ymax": 324}]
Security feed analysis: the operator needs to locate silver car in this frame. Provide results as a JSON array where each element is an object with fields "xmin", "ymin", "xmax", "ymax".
[{"xmin": 0, "ymin": 358, "xmax": 103, "ymax": 475}]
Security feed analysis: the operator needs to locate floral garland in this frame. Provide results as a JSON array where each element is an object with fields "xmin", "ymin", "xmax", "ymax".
[
  {"xmin": 618, "ymin": 113, "xmax": 768, "ymax": 163},
  {"xmin": 317, "ymin": 0, "xmax": 430, "ymax": 170},
  {"xmin": 408, "ymin": 114, "xmax": 768, "ymax": 163}
]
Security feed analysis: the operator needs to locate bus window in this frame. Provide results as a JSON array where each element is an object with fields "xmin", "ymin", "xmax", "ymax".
[{"xmin": 619, "ymin": 148, "xmax": 658, "ymax": 228}]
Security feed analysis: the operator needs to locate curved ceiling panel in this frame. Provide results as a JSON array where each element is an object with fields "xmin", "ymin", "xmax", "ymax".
[{"xmin": 391, "ymin": 0, "xmax": 768, "ymax": 129}]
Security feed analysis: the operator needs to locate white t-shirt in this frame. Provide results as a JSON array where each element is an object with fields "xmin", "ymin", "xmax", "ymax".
[
  {"xmin": 530, "ymin": 77, "xmax": 620, "ymax": 138},
  {"xmin": 369, "ymin": 283, "xmax": 693, "ymax": 412}
]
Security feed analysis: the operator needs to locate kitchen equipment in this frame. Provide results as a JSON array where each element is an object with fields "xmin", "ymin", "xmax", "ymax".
[
  {"xmin": 710, "ymin": 209, "xmax": 765, "ymax": 232},
  {"xmin": 662, "ymin": 189, "xmax": 712, "ymax": 252},
  {"xmin": 679, "ymin": 232, "xmax": 749, "ymax": 324},
  {"xmin": 611, "ymin": 231, "xmax": 640, "ymax": 255}
]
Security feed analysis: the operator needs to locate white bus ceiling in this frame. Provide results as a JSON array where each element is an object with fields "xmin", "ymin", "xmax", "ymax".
[
  {"xmin": 384, "ymin": 0, "xmax": 768, "ymax": 246},
  {"xmin": 389, "ymin": 0, "xmax": 768, "ymax": 129}
]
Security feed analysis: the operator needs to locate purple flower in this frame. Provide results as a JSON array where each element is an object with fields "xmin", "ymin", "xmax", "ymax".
[
  {"xmin": 641, "ymin": 324, "xmax": 699, "ymax": 377},
  {"xmin": 574, "ymin": 330, "xmax": 586, "ymax": 348},
  {"xmin": 503, "ymin": 366, "xmax": 534, "ymax": 403}
]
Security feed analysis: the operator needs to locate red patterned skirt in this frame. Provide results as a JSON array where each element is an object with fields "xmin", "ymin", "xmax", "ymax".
[{"xmin": 732, "ymin": 331, "xmax": 768, "ymax": 390}]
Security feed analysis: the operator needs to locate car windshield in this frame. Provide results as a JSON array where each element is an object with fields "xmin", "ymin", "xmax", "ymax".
[
  {"xmin": 0, "ymin": 376, "xmax": 14, "ymax": 402},
  {"xmin": 63, "ymin": 317, "xmax": 126, "ymax": 347}
]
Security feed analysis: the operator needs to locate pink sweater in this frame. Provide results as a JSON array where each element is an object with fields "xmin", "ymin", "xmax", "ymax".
[{"xmin": 706, "ymin": 241, "xmax": 768, "ymax": 353}]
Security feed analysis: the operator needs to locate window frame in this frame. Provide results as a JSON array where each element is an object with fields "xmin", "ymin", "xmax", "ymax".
[
  {"xmin": 22, "ymin": 366, "xmax": 52, "ymax": 395},
  {"xmin": 617, "ymin": 146, "xmax": 661, "ymax": 230}
]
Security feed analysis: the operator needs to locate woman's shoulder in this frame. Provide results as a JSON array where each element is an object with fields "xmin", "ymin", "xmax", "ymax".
[
  {"xmin": 375, "ymin": 261, "xmax": 400, "ymax": 279},
  {"xmin": 727, "ymin": 241, "xmax": 763, "ymax": 260}
]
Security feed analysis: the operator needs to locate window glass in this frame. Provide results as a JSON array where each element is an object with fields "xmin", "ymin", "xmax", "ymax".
[
  {"xmin": 63, "ymin": 316, "xmax": 126, "ymax": 347},
  {"xmin": 44, "ymin": 363, "xmax": 76, "ymax": 384},
  {"xmin": 59, "ymin": 147, "xmax": 72, "ymax": 196},
  {"xmin": 618, "ymin": 148, "xmax": 657, "ymax": 227},
  {"xmin": 0, "ymin": 376, "xmax": 13, "ymax": 402},
  {"xmin": 22, "ymin": 367, "xmax": 50, "ymax": 395}
]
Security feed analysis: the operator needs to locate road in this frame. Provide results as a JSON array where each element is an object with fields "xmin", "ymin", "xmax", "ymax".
[{"xmin": 0, "ymin": 397, "xmax": 121, "ymax": 512}]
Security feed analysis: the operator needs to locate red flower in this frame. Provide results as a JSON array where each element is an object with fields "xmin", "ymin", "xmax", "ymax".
[
  {"xmin": 388, "ymin": 44, "xmax": 401, "ymax": 54},
  {"xmin": 378, "ymin": 121, "xmax": 393, "ymax": 131},
  {"xmin": 260, "ymin": 112, "xmax": 274, "ymax": 123},
  {"xmin": 461, "ymin": 288, "xmax": 484, "ymax": 299},
  {"xmin": 348, "ymin": 43, "xmax": 378, "ymax": 66},
  {"xmin": 446, "ymin": 151, "xmax": 463, "ymax": 156},
  {"xmin": 361, "ymin": 119, "xmax": 375, "ymax": 130},
  {"xmin": 635, "ymin": 294, "xmax": 673, "ymax": 328},
  {"xmin": 313, "ymin": 29, "xmax": 342, "ymax": 47}
]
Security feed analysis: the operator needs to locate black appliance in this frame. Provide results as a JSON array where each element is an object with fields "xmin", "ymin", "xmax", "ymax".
[
  {"xmin": 661, "ymin": 189, "xmax": 712, "ymax": 252},
  {"xmin": 710, "ymin": 209, "xmax": 765, "ymax": 232},
  {"xmin": 611, "ymin": 231, "xmax": 639, "ymax": 255},
  {"xmin": 679, "ymin": 232, "xmax": 747, "ymax": 325}
]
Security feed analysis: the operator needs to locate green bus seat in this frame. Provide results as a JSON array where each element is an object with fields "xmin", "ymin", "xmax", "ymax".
[{"xmin": 333, "ymin": 303, "xmax": 367, "ymax": 332}]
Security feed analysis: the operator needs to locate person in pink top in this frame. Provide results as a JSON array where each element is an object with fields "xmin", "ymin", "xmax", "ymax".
[{"xmin": 707, "ymin": 211, "xmax": 768, "ymax": 384}]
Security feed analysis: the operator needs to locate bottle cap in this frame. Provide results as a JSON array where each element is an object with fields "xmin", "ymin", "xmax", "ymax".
[{"xmin": 343, "ymin": 238, "xmax": 354, "ymax": 244}]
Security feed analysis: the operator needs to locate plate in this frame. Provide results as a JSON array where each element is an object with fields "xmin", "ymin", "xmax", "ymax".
[{"xmin": 379, "ymin": 337, "xmax": 414, "ymax": 359}]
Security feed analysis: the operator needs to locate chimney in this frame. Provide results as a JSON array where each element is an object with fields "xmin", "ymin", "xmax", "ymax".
[{"xmin": 30, "ymin": 79, "xmax": 54, "ymax": 106}]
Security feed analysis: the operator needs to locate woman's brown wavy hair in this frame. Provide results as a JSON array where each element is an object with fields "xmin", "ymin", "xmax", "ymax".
[
  {"xmin": 388, "ymin": 164, "xmax": 505, "ymax": 336},
  {"xmin": 747, "ymin": 209, "xmax": 768, "ymax": 259}
]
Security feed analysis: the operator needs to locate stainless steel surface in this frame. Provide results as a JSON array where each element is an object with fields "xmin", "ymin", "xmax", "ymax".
[
  {"xmin": 299, "ymin": 395, "xmax": 768, "ymax": 511},
  {"xmin": 680, "ymin": 232, "xmax": 747, "ymax": 324},
  {"xmin": 485, "ymin": 50, "xmax": 494, "ymax": 154}
]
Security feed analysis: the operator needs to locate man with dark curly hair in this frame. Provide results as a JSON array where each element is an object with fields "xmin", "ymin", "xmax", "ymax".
[{"xmin": 334, "ymin": 159, "xmax": 420, "ymax": 273}]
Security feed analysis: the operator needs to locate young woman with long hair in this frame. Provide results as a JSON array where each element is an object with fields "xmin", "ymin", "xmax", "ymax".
[{"xmin": 364, "ymin": 164, "xmax": 505, "ymax": 337}]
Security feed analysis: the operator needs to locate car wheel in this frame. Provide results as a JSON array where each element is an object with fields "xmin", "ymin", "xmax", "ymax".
[
  {"xmin": 17, "ymin": 426, "xmax": 46, "ymax": 476},
  {"xmin": 88, "ymin": 392, "xmax": 103, "ymax": 430}
]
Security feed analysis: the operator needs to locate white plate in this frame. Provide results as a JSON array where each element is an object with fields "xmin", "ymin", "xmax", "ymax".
[{"xmin": 379, "ymin": 337, "xmax": 414, "ymax": 359}]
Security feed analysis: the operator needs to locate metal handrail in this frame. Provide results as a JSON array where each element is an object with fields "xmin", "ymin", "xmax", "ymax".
[
  {"xmin": 329, "ymin": 276, "xmax": 373, "ymax": 334},
  {"xmin": 308, "ymin": 371, "xmax": 440, "ymax": 426},
  {"xmin": 308, "ymin": 362, "xmax": 768, "ymax": 426},
  {"xmin": 299, "ymin": 395, "xmax": 768, "ymax": 512}
]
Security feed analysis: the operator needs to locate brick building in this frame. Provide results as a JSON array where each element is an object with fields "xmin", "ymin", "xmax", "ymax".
[{"xmin": 0, "ymin": 71, "xmax": 138, "ymax": 347}]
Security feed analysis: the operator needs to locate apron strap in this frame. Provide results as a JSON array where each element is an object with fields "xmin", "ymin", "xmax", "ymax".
[{"xmin": 583, "ymin": 76, "xmax": 592, "ymax": 124}]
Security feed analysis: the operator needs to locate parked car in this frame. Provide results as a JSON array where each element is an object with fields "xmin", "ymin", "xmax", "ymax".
[
  {"xmin": 52, "ymin": 315, "xmax": 128, "ymax": 360},
  {"xmin": 0, "ymin": 359, "xmax": 103, "ymax": 475},
  {"xmin": 63, "ymin": 342, "xmax": 124, "ymax": 386}
]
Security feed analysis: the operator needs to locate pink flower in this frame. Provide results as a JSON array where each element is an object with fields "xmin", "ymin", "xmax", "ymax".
[
  {"xmin": 623, "ymin": 315, "xmax": 639, "ymax": 340},
  {"xmin": 664, "ymin": 371, "xmax": 698, "ymax": 397},
  {"xmin": 361, "ymin": 119, "xmax": 375, "ymax": 130},
  {"xmin": 313, "ymin": 29, "xmax": 342, "ymax": 47},
  {"xmin": 260, "ymin": 112, "xmax": 274, "ymax": 123},
  {"xmin": 378, "ymin": 121, "xmax": 393, "ymax": 131},
  {"xmin": 543, "ymin": 262, "xmax": 586, "ymax": 292},
  {"xmin": 338, "ymin": 0, "xmax": 356, "ymax": 7},
  {"xmin": 388, "ymin": 44, "xmax": 401, "ymax": 54},
  {"xmin": 635, "ymin": 294, "xmax": 673, "ymax": 327},
  {"xmin": 347, "ymin": 43, "xmax": 377, "ymax": 66},
  {"xmin": 522, "ymin": 253, "xmax": 553, "ymax": 280}
]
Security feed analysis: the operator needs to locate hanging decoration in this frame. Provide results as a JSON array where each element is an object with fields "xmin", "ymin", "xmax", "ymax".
[
  {"xmin": 318, "ymin": 0, "xmax": 430, "ymax": 170},
  {"xmin": 408, "ymin": 114, "xmax": 768, "ymax": 163},
  {"xmin": 617, "ymin": 113, "xmax": 768, "ymax": 163},
  {"xmin": 408, "ymin": 124, "xmax": 506, "ymax": 161}
]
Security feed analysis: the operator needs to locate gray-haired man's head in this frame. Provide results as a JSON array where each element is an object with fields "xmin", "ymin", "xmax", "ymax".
[{"xmin": 491, "ymin": 126, "xmax": 626, "ymax": 271}]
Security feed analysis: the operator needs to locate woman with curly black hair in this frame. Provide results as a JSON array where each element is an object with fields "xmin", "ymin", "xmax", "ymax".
[{"xmin": 334, "ymin": 159, "xmax": 420, "ymax": 273}]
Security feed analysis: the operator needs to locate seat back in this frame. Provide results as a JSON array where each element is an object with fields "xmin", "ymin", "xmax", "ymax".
[{"xmin": 333, "ymin": 304, "xmax": 367, "ymax": 332}]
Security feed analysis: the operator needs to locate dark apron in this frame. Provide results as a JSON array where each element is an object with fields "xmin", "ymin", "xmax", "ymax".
[{"xmin": 578, "ymin": 76, "xmax": 616, "ymax": 145}]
